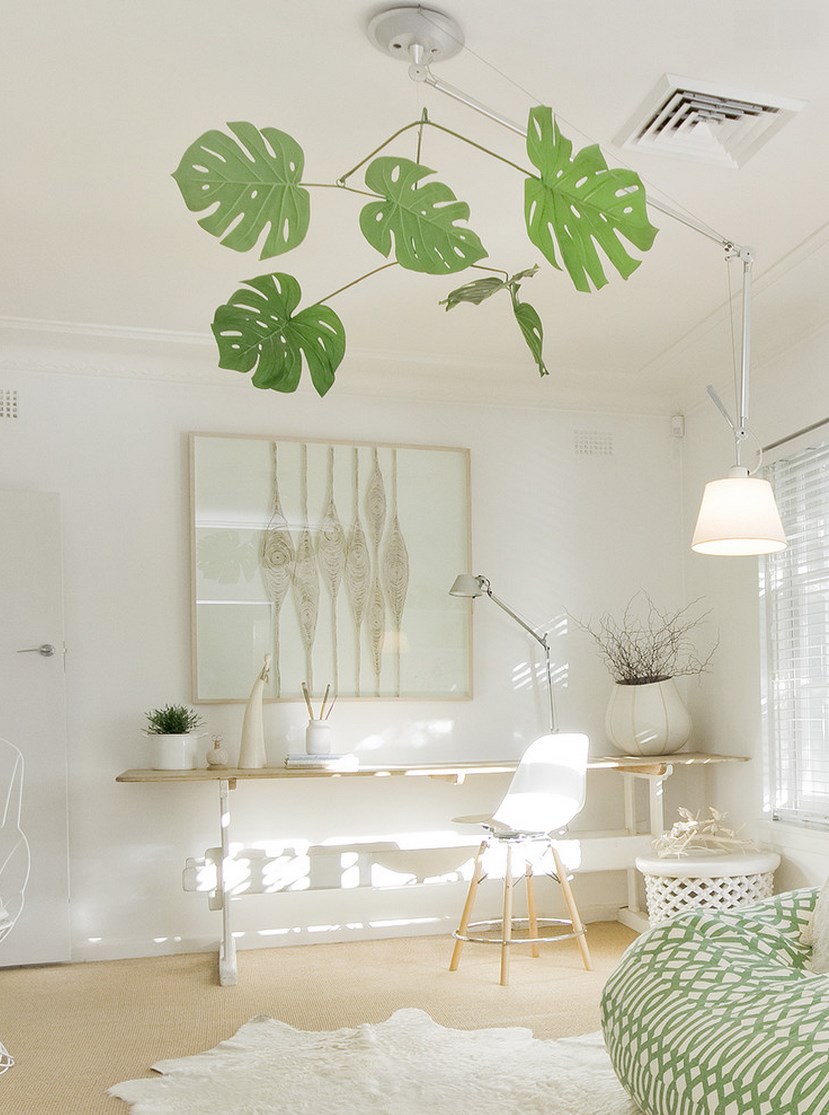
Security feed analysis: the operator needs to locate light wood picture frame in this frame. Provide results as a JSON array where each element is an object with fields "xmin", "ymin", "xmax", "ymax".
[{"xmin": 190, "ymin": 433, "xmax": 472, "ymax": 703}]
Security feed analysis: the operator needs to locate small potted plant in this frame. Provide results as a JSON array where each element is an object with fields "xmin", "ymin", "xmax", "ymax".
[
  {"xmin": 576, "ymin": 593, "xmax": 716, "ymax": 757},
  {"xmin": 144, "ymin": 704, "xmax": 204, "ymax": 770}
]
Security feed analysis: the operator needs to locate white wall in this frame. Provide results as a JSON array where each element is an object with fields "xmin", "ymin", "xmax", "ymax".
[
  {"xmin": 682, "ymin": 324, "xmax": 829, "ymax": 890},
  {"xmin": 0, "ymin": 356, "xmax": 692, "ymax": 961}
]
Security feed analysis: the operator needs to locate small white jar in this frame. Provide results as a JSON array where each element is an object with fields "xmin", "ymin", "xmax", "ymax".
[{"xmin": 305, "ymin": 719, "xmax": 332, "ymax": 756}]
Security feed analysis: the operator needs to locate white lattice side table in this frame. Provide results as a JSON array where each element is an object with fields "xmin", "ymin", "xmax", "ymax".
[{"xmin": 635, "ymin": 851, "xmax": 781, "ymax": 927}]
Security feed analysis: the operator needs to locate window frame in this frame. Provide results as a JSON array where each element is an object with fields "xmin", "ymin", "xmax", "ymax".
[{"xmin": 760, "ymin": 434, "xmax": 829, "ymax": 830}]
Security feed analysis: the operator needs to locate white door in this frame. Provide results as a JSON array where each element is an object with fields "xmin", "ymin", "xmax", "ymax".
[{"xmin": 0, "ymin": 490, "xmax": 70, "ymax": 965}]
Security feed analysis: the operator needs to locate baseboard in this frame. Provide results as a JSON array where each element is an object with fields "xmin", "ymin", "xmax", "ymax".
[
  {"xmin": 616, "ymin": 907, "xmax": 650, "ymax": 934},
  {"xmin": 70, "ymin": 902, "xmax": 632, "ymax": 963}
]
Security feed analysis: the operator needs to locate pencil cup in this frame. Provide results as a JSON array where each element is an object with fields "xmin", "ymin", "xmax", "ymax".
[{"xmin": 306, "ymin": 719, "xmax": 332, "ymax": 756}]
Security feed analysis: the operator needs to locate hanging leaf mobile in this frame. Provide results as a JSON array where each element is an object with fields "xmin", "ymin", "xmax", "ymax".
[{"xmin": 172, "ymin": 107, "xmax": 658, "ymax": 397}]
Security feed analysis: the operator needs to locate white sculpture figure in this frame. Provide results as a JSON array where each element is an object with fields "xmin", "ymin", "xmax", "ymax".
[
  {"xmin": 0, "ymin": 738, "xmax": 31, "ymax": 947},
  {"xmin": 238, "ymin": 655, "xmax": 271, "ymax": 768}
]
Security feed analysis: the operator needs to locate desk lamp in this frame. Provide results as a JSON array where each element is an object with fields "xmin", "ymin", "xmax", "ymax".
[{"xmin": 449, "ymin": 574, "xmax": 557, "ymax": 734}]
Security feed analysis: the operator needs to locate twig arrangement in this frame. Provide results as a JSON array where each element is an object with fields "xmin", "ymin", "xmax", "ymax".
[
  {"xmin": 575, "ymin": 591, "xmax": 717, "ymax": 684},
  {"xmin": 653, "ymin": 807, "xmax": 758, "ymax": 859}
]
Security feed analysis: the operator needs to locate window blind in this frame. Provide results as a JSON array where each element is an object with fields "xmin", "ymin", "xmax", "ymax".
[{"xmin": 761, "ymin": 439, "xmax": 829, "ymax": 827}]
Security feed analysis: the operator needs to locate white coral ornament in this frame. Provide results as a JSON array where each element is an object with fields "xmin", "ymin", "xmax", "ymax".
[{"xmin": 653, "ymin": 806, "xmax": 759, "ymax": 858}]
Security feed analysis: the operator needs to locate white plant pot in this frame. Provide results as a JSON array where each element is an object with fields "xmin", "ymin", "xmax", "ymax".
[
  {"xmin": 149, "ymin": 733, "xmax": 197, "ymax": 771},
  {"xmin": 605, "ymin": 678, "xmax": 692, "ymax": 756}
]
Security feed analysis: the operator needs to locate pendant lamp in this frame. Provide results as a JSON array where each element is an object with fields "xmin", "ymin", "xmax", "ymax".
[
  {"xmin": 691, "ymin": 246, "xmax": 787, "ymax": 556},
  {"xmin": 365, "ymin": 16, "xmax": 785, "ymax": 556}
]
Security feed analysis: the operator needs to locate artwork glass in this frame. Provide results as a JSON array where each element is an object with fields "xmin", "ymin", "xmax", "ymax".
[{"xmin": 191, "ymin": 434, "xmax": 471, "ymax": 702}]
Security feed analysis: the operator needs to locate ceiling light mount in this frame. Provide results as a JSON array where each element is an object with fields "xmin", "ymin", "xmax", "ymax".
[{"xmin": 367, "ymin": 6, "xmax": 464, "ymax": 77}]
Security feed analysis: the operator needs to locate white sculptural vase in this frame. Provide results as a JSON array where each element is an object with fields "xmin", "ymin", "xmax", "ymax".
[
  {"xmin": 238, "ymin": 654, "xmax": 272, "ymax": 768},
  {"xmin": 605, "ymin": 678, "xmax": 692, "ymax": 757}
]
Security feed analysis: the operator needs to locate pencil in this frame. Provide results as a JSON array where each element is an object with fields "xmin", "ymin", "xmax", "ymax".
[
  {"xmin": 318, "ymin": 683, "xmax": 331, "ymax": 720},
  {"xmin": 301, "ymin": 682, "xmax": 314, "ymax": 720}
]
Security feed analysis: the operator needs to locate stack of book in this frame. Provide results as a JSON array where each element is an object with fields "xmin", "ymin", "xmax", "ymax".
[{"xmin": 284, "ymin": 754, "xmax": 359, "ymax": 771}]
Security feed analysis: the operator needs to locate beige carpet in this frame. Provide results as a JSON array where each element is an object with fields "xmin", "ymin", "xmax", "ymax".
[{"xmin": 0, "ymin": 922, "xmax": 636, "ymax": 1114}]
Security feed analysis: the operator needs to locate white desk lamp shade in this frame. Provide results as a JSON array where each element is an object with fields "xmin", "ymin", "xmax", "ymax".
[
  {"xmin": 692, "ymin": 469, "xmax": 787, "ymax": 556},
  {"xmin": 449, "ymin": 574, "xmax": 484, "ymax": 597},
  {"xmin": 491, "ymin": 733, "xmax": 588, "ymax": 834}
]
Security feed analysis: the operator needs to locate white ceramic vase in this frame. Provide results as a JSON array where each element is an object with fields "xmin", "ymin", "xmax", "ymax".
[
  {"xmin": 605, "ymin": 678, "xmax": 692, "ymax": 756},
  {"xmin": 306, "ymin": 720, "xmax": 332, "ymax": 756},
  {"xmin": 149, "ymin": 733, "xmax": 197, "ymax": 770}
]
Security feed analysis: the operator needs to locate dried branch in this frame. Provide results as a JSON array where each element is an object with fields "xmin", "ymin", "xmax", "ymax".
[{"xmin": 574, "ymin": 591, "xmax": 717, "ymax": 684}]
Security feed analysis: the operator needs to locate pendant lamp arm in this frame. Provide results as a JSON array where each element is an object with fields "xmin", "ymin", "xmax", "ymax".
[
  {"xmin": 413, "ymin": 64, "xmax": 731, "ymax": 247},
  {"xmin": 405, "ymin": 55, "xmax": 780, "ymax": 556},
  {"xmin": 713, "ymin": 243, "xmax": 754, "ymax": 468},
  {"xmin": 737, "ymin": 246, "xmax": 753, "ymax": 441}
]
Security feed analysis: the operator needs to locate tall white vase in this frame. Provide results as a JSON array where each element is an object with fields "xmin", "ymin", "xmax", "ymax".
[
  {"xmin": 238, "ymin": 654, "xmax": 272, "ymax": 769},
  {"xmin": 605, "ymin": 678, "xmax": 691, "ymax": 756}
]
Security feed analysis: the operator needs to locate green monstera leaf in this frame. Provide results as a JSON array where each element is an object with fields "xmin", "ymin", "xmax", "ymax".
[
  {"xmin": 440, "ymin": 267, "xmax": 539, "ymax": 310},
  {"xmin": 441, "ymin": 266, "xmax": 548, "ymax": 376},
  {"xmin": 173, "ymin": 122, "xmax": 310, "ymax": 259},
  {"xmin": 439, "ymin": 275, "xmax": 506, "ymax": 309},
  {"xmin": 524, "ymin": 107, "xmax": 658, "ymax": 292},
  {"xmin": 212, "ymin": 272, "xmax": 345, "ymax": 397},
  {"xmin": 360, "ymin": 157, "xmax": 486, "ymax": 274},
  {"xmin": 509, "ymin": 292, "xmax": 547, "ymax": 377}
]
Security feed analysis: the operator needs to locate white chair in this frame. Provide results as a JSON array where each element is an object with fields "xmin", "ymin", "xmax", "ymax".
[{"xmin": 449, "ymin": 733, "xmax": 591, "ymax": 986}]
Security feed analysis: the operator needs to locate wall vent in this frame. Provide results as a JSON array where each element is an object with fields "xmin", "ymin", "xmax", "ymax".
[
  {"xmin": 615, "ymin": 74, "xmax": 804, "ymax": 168},
  {"xmin": 0, "ymin": 390, "xmax": 18, "ymax": 419},
  {"xmin": 574, "ymin": 430, "xmax": 613, "ymax": 456}
]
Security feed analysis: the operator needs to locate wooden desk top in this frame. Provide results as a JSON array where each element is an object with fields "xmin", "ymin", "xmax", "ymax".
[{"xmin": 116, "ymin": 752, "xmax": 748, "ymax": 785}]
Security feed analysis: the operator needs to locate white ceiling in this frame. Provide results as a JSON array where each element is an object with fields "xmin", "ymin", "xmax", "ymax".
[{"xmin": 4, "ymin": 0, "xmax": 828, "ymax": 414}]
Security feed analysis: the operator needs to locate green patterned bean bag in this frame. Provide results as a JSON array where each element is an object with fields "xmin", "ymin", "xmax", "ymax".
[{"xmin": 601, "ymin": 889, "xmax": 829, "ymax": 1115}]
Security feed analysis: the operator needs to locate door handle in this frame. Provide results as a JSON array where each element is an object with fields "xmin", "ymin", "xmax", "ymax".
[{"xmin": 17, "ymin": 643, "xmax": 56, "ymax": 657}]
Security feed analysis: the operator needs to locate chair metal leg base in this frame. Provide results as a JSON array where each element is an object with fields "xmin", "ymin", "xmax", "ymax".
[
  {"xmin": 453, "ymin": 916, "xmax": 583, "ymax": 947},
  {"xmin": 449, "ymin": 837, "xmax": 591, "ymax": 984}
]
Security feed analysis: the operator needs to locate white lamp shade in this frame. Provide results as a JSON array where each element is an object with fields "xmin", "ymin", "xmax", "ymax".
[
  {"xmin": 449, "ymin": 574, "xmax": 484, "ymax": 597},
  {"xmin": 691, "ymin": 472, "xmax": 787, "ymax": 555}
]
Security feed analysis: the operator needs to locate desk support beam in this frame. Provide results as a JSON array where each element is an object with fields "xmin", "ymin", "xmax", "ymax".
[
  {"xmin": 620, "ymin": 766, "xmax": 673, "ymax": 932},
  {"xmin": 217, "ymin": 778, "xmax": 237, "ymax": 986}
]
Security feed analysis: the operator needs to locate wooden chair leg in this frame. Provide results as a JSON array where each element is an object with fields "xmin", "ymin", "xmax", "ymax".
[
  {"xmin": 500, "ymin": 842, "xmax": 514, "ymax": 986},
  {"xmin": 551, "ymin": 844, "xmax": 592, "ymax": 971},
  {"xmin": 525, "ymin": 859, "xmax": 540, "ymax": 958},
  {"xmin": 449, "ymin": 840, "xmax": 487, "ymax": 972}
]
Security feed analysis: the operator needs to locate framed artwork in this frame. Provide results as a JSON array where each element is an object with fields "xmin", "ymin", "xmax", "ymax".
[{"xmin": 190, "ymin": 433, "xmax": 472, "ymax": 702}]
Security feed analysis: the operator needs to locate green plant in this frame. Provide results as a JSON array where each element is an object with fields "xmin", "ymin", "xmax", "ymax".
[
  {"xmin": 143, "ymin": 704, "xmax": 203, "ymax": 735},
  {"xmin": 575, "ymin": 592, "xmax": 717, "ymax": 685},
  {"xmin": 172, "ymin": 107, "xmax": 658, "ymax": 397},
  {"xmin": 440, "ymin": 266, "xmax": 547, "ymax": 376}
]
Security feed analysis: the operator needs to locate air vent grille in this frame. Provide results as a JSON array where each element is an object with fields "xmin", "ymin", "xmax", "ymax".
[
  {"xmin": 0, "ymin": 390, "xmax": 18, "ymax": 419},
  {"xmin": 616, "ymin": 75, "xmax": 804, "ymax": 168},
  {"xmin": 574, "ymin": 430, "xmax": 613, "ymax": 456}
]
